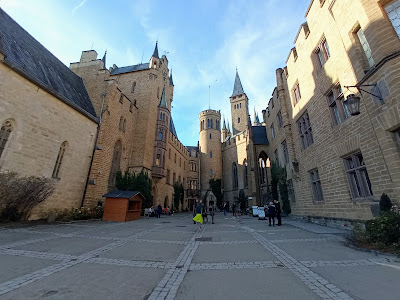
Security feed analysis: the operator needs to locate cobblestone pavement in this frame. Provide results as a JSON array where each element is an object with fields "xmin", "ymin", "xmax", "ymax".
[{"xmin": 0, "ymin": 214, "xmax": 399, "ymax": 299}]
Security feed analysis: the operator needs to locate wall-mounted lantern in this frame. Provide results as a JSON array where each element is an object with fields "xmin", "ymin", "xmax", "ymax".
[{"xmin": 344, "ymin": 83, "xmax": 383, "ymax": 116}]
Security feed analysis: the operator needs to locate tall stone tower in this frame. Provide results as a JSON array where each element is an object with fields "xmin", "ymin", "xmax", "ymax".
[
  {"xmin": 230, "ymin": 70, "xmax": 249, "ymax": 135},
  {"xmin": 199, "ymin": 109, "xmax": 222, "ymax": 195}
]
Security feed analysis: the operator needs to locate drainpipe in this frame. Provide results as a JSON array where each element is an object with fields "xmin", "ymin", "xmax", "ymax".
[{"xmin": 80, "ymin": 91, "xmax": 106, "ymax": 208}]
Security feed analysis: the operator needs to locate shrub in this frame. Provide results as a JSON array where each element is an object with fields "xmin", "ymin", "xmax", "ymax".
[
  {"xmin": 209, "ymin": 179, "xmax": 223, "ymax": 208},
  {"xmin": 379, "ymin": 193, "xmax": 392, "ymax": 213},
  {"xmin": 0, "ymin": 171, "xmax": 55, "ymax": 222},
  {"xmin": 271, "ymin": 162, "xmax": 291, "ymax": 215},
  {"xmin": 116, "ymin": 170, "xmax": 152, "ymax": 208},
  {"xmin": 365, "ymin": 211, "xmax": 400, "ymax": 245},
  {"xmin": 41, "ymin": 205, "xmax": 104, "ymax": 222},
  {"xmin": 173, "ymin": 182, "xmax": 184, "ymax": 211}
]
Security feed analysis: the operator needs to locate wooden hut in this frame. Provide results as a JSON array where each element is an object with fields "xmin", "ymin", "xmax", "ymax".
[{"xmin": 102, "ymin": 191, "xmax": 144, "ymax": 222}]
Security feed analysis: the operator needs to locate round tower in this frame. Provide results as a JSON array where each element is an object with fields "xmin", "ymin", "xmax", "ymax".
[{"xmin": 199, "ymin": 109, "xmax": 222, "ymax": 196}]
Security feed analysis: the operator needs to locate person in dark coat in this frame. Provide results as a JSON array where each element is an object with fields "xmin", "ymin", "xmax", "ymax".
[
  {"xmin": 232, "ymin": 203, "xmax": 236, "ymax": 216},
  {"xmin": 223, "ymin": 202, "xmax": 227, "ymax": 216},
  {"xmin": 267, "ymin": 202, "xmax": 276, "ymax": 226},
  {"xmin": 274, "ymin": 199, "xmax": 282, "ymax": 226},
  {"xmin": 156, "ymin": 204, "xmax": 162, "ymax": 218}
]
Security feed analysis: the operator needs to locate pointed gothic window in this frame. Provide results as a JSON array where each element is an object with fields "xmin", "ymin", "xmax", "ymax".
[
  {"xmin": 52, "ymin": 141, "xmax": 67, "ymax": 179},
  {"xmin": 0, "ymin": 120, "xmax": 14, "ymax": 159},
  {"xmin": 108, "ymin": 140, "xmax": 122, "ymax": 189}
]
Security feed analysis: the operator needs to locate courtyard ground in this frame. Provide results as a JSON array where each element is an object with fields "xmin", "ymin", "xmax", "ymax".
[{"xmin": 0, "ymin": 213, "xmax": 399, "ymax": 300}]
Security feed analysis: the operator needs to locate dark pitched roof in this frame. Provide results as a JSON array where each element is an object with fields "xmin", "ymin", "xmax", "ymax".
[
  {"xmin": 152, "ymin": 42, "xmax": 159, "ymax": 59},
  {"xmin": 231, "ymin": 70, "xmax": 245, "ymax": 97},
  {"xmin": 169, "ymin": 70, "xmax": 174, "ymax": 86},
  {"xmin": 110, "ymin": 63, "xmax": 149, "ymax": 75},
  {"xmin": 252, "ymin": 126, "xmax": 269, "ymax": 145},
  {"xmin": 158, "ymin": 87, "xmax": 168, "ymax": 108},
  {"xmin": 186, "ymin": 146, "xmax": 198, "ymax": 152},
  {"xmin": 0, "ymin": 8, "xmax": 97, "ymax": 122},
  {"xmin": 170, "ymin": 117, "xmax": 178, "ymax": 138},
  {"xmin": 103, "ymin": 190, "xmax": 143, "ymax": 199}
]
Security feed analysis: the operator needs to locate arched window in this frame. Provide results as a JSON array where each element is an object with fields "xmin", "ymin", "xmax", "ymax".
[
  {"xmin": 238, "ymin": 117, "xmax": 241, "ymax": 123},
  {"xmin": 209, "ymin": 133, "xmax": 212, "ymax": 139},
  {"xmin": 234, "ymin": 104, "xmax": 236, "ymax": 109},
  {"xmin": 240, "ymin": 103, "xmax": 242, "ymax": 108},
  {"xmin": 232, "ymin": 163, "xmax": 238, "ymax": 189},
  {"xmin": 244, "ymin": 159, "xmax": 248, "ymax": 187},
  {"xmin": 156, "ymin": 153, "xmax": 161, "ymax": 166},
  {"xmin": 0, "ymin": 119, "xmax": 14, "ymax": 159},
  {"xmin": 132, "ymin": 82, "xmax": 136, "ymax": 93},
  {"xmin": 108, "ymin": 140, "xmax": 122, "ymax": 189},
  {"xmin": 211, "ymin": 119, "xmax": 213, "ymax": 128},
  {"xmin": 207, "ymin": 119, "xmax": 210, "ymax": 128},
  {"xmin": 52, "ymin": 141, "xmax": 67, "ymax": 179}
]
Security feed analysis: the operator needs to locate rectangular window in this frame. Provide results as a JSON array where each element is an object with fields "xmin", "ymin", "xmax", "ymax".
[
  {"xmin": 167, "ymin": 169, "xmax": 170, "ymax": 184},
  {"xmin": 315, "ymin": 38, "xmax": 330, "ymax": 67},
  {"xmin": 288, "ymin": 179, "xmax": 295, "ymax": 203},
  {"xmin": 344, "ymin": 152, "xmax": 373, "ymax": 199},
  {"xmin": 327, "ymin": 84, "xmax": 349, "ymax": 126},
  {"xmin": 292, "ymin": 82, "xmax": 301, "ymax": 106},
  {"xmin": 298, "ymin": 111, "xmax": 314, "ymax": 149},
  {"xmin": 270, "ymin": 124, "xmax": 275, "ymax": 139},
  {"xmin": 385, "ymin": 1, "xmax": 400, "ymax": 39},
  {"xmin": 277, "ymin": 111, "xmax": 283, "ymax": 128},
  {"xmin": 356, "ymin": 28, "xmax": 374, "ymax": 68},
  {"xmin": 282, "ymin": 140, "xmax": 289, "ymax": 164},
  {"xmin": 309, "ymin": 169, "xmax": 323, "ymax": 201}
]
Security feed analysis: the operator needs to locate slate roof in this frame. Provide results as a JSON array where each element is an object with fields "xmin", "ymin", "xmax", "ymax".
[
  {"xmin": 0, "ymin": 8, "xmax": 97, "ymax": 122},
  {"xmin": 103, "ymin": 190, "xmax": 143, "ymax": 199},
  {"xmin": 169, "ymin": 71, "xmax": 174, "ymax": 86},
  {"xmin": 231, "ymin": 70, "xmax": 245, "ymax": 97},
  {"xmin": 158, "ymin": 87, "xmax": 168, "ymax": 108},
  {"xmin": 186, "ymin": 146, "xmax": 198, "ymax": 152},
  {"xmin": 170, "ymin": 117, "xmax": 178, "ymax": 138},
  {"xmin": 252, "ymin": 126, "xmax": 269, "ymax": 145},
  {"xmin": 110, "ymin": 63, "xmax": 149, "ymax": 75},
  {"xmin": 152, "ymin": 42, "xmax": 159, "ymax": 59}
]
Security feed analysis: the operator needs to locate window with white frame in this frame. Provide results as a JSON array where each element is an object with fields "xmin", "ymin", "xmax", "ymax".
[
  {"xmin": 288, "ymin": 179, "xmax": 295, "ymax": 203},
  {"xmin": 282, "ymin": 140, "xmax": 289, "ymax": 164},
  {"xmin": 292, "ymin": 82, "xmax": 301, "ymax": 106},
  {"xmin": 344, "ymin": 152, "xmax": 373, "ymax": 199},
  {"xmin": 385, "ymin": 1, "xmax": 400, "ymax": 38},
  {"xmin": 298, "ymin": 112, "xmax": 314, "ymax": 149},
  {"xmin": 315, "ymin": 38, "xmax": 331, "ymax": 67},
  {"xmin": 309, "ymin": 169, "xmax": 323, "ymax": 201},
  {"xmin": 327, "ymin": 84, "xmax": 349, "ymax": 126},
  {"xmin": 356, "ymin": 27, "xmax": 374, "ymax": 68}
]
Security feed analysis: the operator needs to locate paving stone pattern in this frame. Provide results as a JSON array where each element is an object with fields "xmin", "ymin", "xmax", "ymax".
[{"xmin": 0, "ymin": 214, "xmax": 398, "ymax": 299}]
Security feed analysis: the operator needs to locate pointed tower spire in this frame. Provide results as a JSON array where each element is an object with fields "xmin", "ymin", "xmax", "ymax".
[
  {"xmin": 169, "ymin": 69, "xmax": 174, "ymax": 86},
  {"xmin": 102, "ymin": 50, "xmax": 107, "ymax": 68},
  {"xmin": 152, "ymin": 41, "xmax": 159, "ymax": 59},
  {"xmin": 158, "ymin": 87, "xmax": 168, "ymax": 108},
  {"xmin": 231, "ymin": 69, "xmax": 244, "ymax": 97}
]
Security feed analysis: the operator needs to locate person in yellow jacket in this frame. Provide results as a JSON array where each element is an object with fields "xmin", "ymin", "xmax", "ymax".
[{"xmin": 193, "ymin": 200, "xmax": 204, "ymax": 227}]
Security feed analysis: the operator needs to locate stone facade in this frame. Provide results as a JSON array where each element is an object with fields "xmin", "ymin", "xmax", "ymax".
[
  {"xmin": 263, "ymin": 0, "xmax": 400, "ymax": 221},
  {"xmin": 71, "ymin": 46, "xmax": 199, "ymax": 210},
  {"xmin": 0, "ymin": 8, "xmax": 98, "ymax": 218}
]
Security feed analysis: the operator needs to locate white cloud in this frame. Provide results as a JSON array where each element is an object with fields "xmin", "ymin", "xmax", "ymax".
[{"xmin": 72, "ymin": 0, "xmax": 88, "ymax": 14}]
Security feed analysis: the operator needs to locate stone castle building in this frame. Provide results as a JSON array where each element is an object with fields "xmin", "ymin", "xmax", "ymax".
[
  {"xmin": 262, "ymin": 0, "xmax": 400, "ymax": 221},
  {"xmin": 199, "ymin": 71, "xmax": 269, "ymax": 208},
  {"xmin": 70, "ymin": 44, "xmax": 200, "ymax": 210},
  {"xmin": 0, "ymin": 8, "xmax": 98, "ymax": 217}
]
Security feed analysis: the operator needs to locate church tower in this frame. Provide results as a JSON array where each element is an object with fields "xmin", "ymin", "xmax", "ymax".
[
  {"xmin": 150, "ymin": 42, "xmax": 160, "ymax": 69},
  {"xmin": 199, "ymin": 109, "xmax": 222, "ymax": 195},
  {"xmin": 230, "ymin": 70, "xmax": 249, "ymax": 135}
]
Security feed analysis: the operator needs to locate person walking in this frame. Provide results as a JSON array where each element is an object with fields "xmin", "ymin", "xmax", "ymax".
[
  {"xmin": 274, "ymin": 199, "xmax": 282, "ymax": 226},
  {"xmin": 193, "ymin": 200, "xmax": 204, "ymax": 228},
  {"xmin": 156, "ymin": 204, "xmax": 162, "ymax": 218},
  {"xmin": 232, "ymin": 203, "xmax": 236, "ymax": 216},
  {"xmin": 223, "ymin": 202, "xmax": 227, "ymax": 216},
  {"xmin": 267, "ymin": 201, "xmax": 276, "ymax": 226}
]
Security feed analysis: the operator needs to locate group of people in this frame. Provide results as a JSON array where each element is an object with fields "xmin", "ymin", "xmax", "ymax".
[
  {"xmin": 192, "ymin": 199, "xmax": 215, "ymax": 226},
  {"xmin": 149, "ymin": 204, "xmax": 173, "ymax": 218},
  {"xmin": 266, "ymin": 200, "xmax": 282, "ymax": 226}
]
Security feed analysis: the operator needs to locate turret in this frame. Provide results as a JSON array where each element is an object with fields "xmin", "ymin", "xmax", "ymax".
[
  {"xmin": 230, "ymin": 70, "xmax": 249, "ymax": 135},
  {"xmin": 149, "ymin": 42, "xmax": 160, "ymax": 69},
  {"xmin": 199, "ymin": 109, "xmax": 222, "ymax": 195},
  {"xmin": 222, "ymin": 118, "xmax": 228, "ymax": 141}
]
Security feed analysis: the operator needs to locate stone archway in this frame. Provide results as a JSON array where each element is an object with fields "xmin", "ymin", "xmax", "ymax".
[{"xmin": 258, "ymin": 150, "xmax": 271, "ymax": 206}]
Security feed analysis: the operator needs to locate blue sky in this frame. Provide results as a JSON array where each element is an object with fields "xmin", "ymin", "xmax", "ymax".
[{"xmin": 1, "ymin": 0, "xmax": 310, "ymax": 146}]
